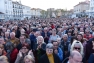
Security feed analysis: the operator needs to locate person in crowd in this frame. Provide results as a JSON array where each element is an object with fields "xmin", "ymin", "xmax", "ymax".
[
  {"xmin": 4, "ymin": 32, "xmax": 10, "ymax": 42},
  {"xmin": 2, "ymin": 28, "xmax": 7, "ymax": 33},
  {"xmin": 34, "ymin": 36, "xmax": 46, "ymax": 62},
  {"xmin": 52, "ymin": 41, "xmax": 63, "ymax": 61},
  {"xmin": 49, "ymin": 28, "xmax": 60, "ymax": 43},
  {"xmin": 0, "ymin": 36, "xmax": 5, "ymax": 45},
  {"xmin": 0, "ymin": 56, "xmax": 9, "ymax": 63},
  {"xmin": 0, "ymin": 44, "xmax": 7, "ymax": 56},
  {"xmin": 85, "ymin": 38, "xmax": 94, "ymax": 62},
  {"xmin": 41, "ymin": 27, "xmax": 51, "ymax": 44},
  {"xmin": 30, "ymin": 29, "xmax": 40, "ymax": 50},
  {"xmin": 67, "ymin": 50, "xmax": 82, "ymax": 63},
  {"xmin": 57, "ymin": 38, "xmax": 63, "ymax": 51},
  {"xmin": 17, "ymin": 35, "xmax": 26, "ymax": 50},
  {"xmin": 70, "ymin": 41, "xmax": 84, "ymax": 57},
  {"xmin": 10, "ymin": 32, "xmax": 20, "ymax": 45},
  {"xmin": 84, "ymin": 28, "xmax": 92, "ymax": 40},
  {"xmin": 15, "ymin": 26, "xmax": 21, "ymax": 38},
  {"xmin": 62, "ymin": 26, "xmax": 68, "ymax": 36},
  {"xmin": 88, "ymin": 53, "xmax": 94, "ymax": 63},
  {"xmin": 67, "ymin": 31, "xmax": 72, "ymax": 42},
  {"xmin": 61, "ymin": 34, "xmax": 70, "ymax": 59},
  {"xmin": 24, "ymin": 55, "xmax": 35, "ymax": 63},
  {"xmin": 5, "ymin": 41, "xmax": 19, "ymax": 63},
  {"xmin": 72, "ymin": 29, "xmax": 78, "ymax": 37},
  {"xmin": 39, "ymin": 43, "xmax": 61, "ymax": 63},
  {"xmin": 15, "ymin": 43, "xmax": 34, "ymax": 63}
]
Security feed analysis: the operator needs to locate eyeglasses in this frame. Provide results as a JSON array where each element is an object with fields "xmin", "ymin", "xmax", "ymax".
[{"xmin": 74, "ymin": 47, "xmax": 81, "ymax": 50}]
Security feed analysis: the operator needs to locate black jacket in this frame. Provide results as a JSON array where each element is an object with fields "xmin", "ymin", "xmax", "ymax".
[{"xmin": 39, "ymin": 54, "xmax": 61, "ymax": 63}]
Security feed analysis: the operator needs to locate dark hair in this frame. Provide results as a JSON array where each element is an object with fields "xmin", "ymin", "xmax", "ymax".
[
  {"xmin": 5, "ymin": 42, "xmax": 14, "ymax": 51},
  {"xmin": 22, "ymin": 43, "xmax": 30, "ymax": 49},
  {"xmin": 77, "ymin": 34, "xmax": 84, "ymax": 43},
  {"xmin": 52, "ymin": 40, "xmax": 57, "ymax": 44},
  {"xmin": 71, "ymin": 36, "xmax": 77, "ymax": 44},
  {"xmin": 25, "ymin": 39, "xmax": 31, "ymax": 45}
]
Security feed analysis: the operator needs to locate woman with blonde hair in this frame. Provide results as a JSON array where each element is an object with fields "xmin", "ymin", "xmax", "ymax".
[
  {"xmin": 34, "ymin": 36, "xmax": 46, "ymax": 63},
  {"xmin": 0, "ymin": 56, "xmax": 9, "ymax": 63},
  {"xmin": 63, "ymin": 40, "xmax": 84, "ymax": 63},
  {"xmin": 24, "ymin": 55, "xmax": 35, "ymax": 63},
  {"xmin": 70, "ymin": 40, "xmax": 84, "ymax": 56}
]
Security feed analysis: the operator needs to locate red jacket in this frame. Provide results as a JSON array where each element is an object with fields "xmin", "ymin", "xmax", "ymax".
[
  {"xmin": 10, "ymin": 48, "xmax": 19, "ymax": 63},
  {"xmin": 84, "ymin": 34, "xmax": 92, "ymax": 40},
  {"xmin": 51, "ymin": 24, "xmax": 55, "ymax": 29}
]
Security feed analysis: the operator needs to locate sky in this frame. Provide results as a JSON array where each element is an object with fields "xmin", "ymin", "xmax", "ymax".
[{"xmin": 13, "ymin": 0, "xmax": 86, "ymax": 10}]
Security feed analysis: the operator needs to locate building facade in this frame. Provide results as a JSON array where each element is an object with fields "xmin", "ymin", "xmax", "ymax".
[
  {"xmin": 0, "ymin": 0, "xmax": 13, "ymax": 21},
  {"xmin": 73, "ymin": 1, "xmax": 90, "ymax": 17},
  {"xmin": 89, "ymin": 0, "xmax": 94, "ymax": 17},
  {"xmin": 31, "ymin": 8, "xmax": 42, "ymax": 18},
  {"xmin": 12, "ymin": 1, "xmax": 23, "ymax": 20},
  {"xmin": 0, "ymin": 12, "xmax": 5, "ymax": 21},
  {"xmin": 23, "ymin": 5, "xmax": 31, "ymax": 20}
]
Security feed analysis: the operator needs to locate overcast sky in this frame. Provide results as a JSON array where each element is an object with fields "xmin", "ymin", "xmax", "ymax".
[{"xmin": 13, "ymin": 0, "xmax": 87, "ymax": 10}]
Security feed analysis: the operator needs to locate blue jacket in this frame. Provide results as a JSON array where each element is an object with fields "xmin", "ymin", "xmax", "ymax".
[
  {"xmin": 57, "ymin": 47, "xmax": 63, "ymax": 61},
  {"xmin": 41, "ymin": 31, "xmax": 51, "ymax": 38},
  {"xmin": 30, "ymin": 34, "xmax": 37, "ymax": 50},
  {"xmin": 88, "ymin": 53, "xmax": 94, "ymax": 63}
]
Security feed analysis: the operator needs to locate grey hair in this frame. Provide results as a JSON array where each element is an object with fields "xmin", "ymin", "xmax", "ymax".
[
  {"xmin": 46, "ymin": 43, "xmax": 53, "ymax": 49},
  {"xmin": 25, "ymin": 39, "xmax": 31, "ymax": 45},
  {"xmin": 36, "ymin": 36, "xmax": 44, "ymax": 44}
]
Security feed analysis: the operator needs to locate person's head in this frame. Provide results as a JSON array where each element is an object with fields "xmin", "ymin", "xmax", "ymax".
[
  {"xmin": 74, "ymin": 29, "xmax": 78, "ymax": 35},
  {"xmin": 46, "ymin": 43, "xmax": 53, "ymax": 55},
  {"xmin": 70, "ymin": 41, "xmax": 84, "ymax": 56},
  {"xmin": 10, "ymin": 32, "xmax": 15, "ymax": 39},
  {"xmin": 85, "ymin": 28, "xmax": 90, "ymax": 35},
  {"xmin": 21, "ymin": 43, "xmax": 30, "ymax": 54},
  {"xmin": 34, "ymin": 31, "xmax": 41, "ymax": 37},
  {"xmin": 0, "ymin": 36, "xmax": 5, "ymax": 44},
  {"xmin": 21, "ymin": 29, "xmax": 25, "ymax": 35},
  {"xmin": 57, "ymin": 38, "xmax": 61, "ymax": 45},
  {"xmin": 2, "ymin": 28, "xmax": 6, "ymax": 32},
  {"xmin": 5, "ymin": 42, "xmax": 14, "ymax": 53},
  {"xmin": 62, "ymin": 34, "xmax": 68, "ymax": 41},
  {"xmin": 44, "ymin": 27, "xmax": 48, "ymax": 32},
  {"xmin": 25, "ymin": 39, "xmax": 31, "ymax": 46},
  {"xmin": 5, "ymin": 32, "xmax": 9, "ymax": 38},
  {"xmin": 0, "ymin": 56, "xmax": 9, "ymax": 63},
  {"xmin": 24, "ymin": 55, "xmax": 35, "ymax": 63},
  {"xmin": 37, "ymin": 36, "xmax": 44, "ymax": 44},
  {"xmin": 69, "ymin": 50, "xmax": 82, "ymax": 63},
  {"xmin": 0, "ymin": 44, "xmax": 4, "ymax": 55},
  {"xmin": 14, "ymin": 26, "xmax": 17, "ymax": 30},
  {"xmin": 52, "ymin": 28, "xmax": 56, "ymax": 35},
  {"xmin": 77, "ymin": 34, "xmax": 83, "ymax": 42},
  {"xmin": 20, "ymin": 35, "xmax": 26, "ymax": 44},
  {"xmin": 68, "ymin": 31, "xmax": 72, "ymax": 36},
  {"xmin": 80, "ymin": 28, "xmax": 84, "ymax": 32},
  {"xmin": 52, "ymin": 41, "xmax": 58, "ymax": 50}
]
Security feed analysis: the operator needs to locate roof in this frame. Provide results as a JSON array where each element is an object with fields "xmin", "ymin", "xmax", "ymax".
[
  {"xmin": 12, "ymin": 1, "xmax": 22, "ymax": 5},
  {"xmin": 74, "ymin": 2, "xmax": 89, "ymax": 7},
  {"xmin": 0, "ymin": 12, "xmax": 4, "ymax": 14}
]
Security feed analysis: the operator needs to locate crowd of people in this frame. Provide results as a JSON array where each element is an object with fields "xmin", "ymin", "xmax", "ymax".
[{"xmin": 0, "ymin": 17, "xmax": 94, "ymax": 63}]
